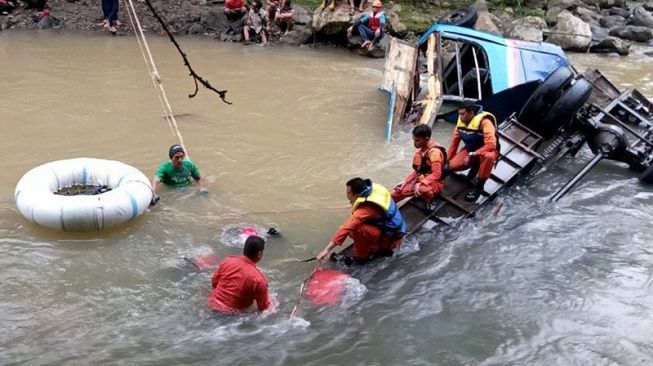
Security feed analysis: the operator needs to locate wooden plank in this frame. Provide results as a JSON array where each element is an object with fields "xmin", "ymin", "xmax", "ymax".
[
  {"xmin": 381, "ymin": 36, "xmax": 418, "ymax": 97},
  {"xmin": 419, "ymin": 33, "xmax": 443, "ymax": 125}
]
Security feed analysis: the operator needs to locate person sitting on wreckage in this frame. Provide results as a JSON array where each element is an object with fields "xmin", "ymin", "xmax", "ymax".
[
  {"xmin": 447, "ymin": 101, "xmax": 499, "ymax": 202},
  {"xmin": 317, "ymin": 177, "xmax": 406, "ymax": 265},
  {"xmin": 391, "ymin": 124, "xmax": 447, "ymax": 210}
]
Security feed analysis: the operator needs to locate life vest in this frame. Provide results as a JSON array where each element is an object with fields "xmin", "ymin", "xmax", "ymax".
[
  {"xmin": 412, "ymin": 141, "xmax": 447, "ymax": 177},
  {"xmin": 368, "ymin": 11, "xmax": 386, "ymax": 33},
  {"xmin": 351, "ymin": 183, "xmax": 407, "ymax": 237},
  {"xmin": 455, "ymin": 111, "xmax": 498, "ymax": 152}
]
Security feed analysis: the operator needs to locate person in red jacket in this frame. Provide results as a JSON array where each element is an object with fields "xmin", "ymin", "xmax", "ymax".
[
  {"xmin": 224, "ymin": 0, "xmax": 246, "ymax": 21},
  {"xmin": 391, "ymin": 124, "xmax": 446, "ymax": 208},
  {"xmin": 207, "ymin": 236, "xmax": 273, "ymax": 313},
  {"xmin": 448, "ymin": 101, "xmax": 499, "ymax": 202}
]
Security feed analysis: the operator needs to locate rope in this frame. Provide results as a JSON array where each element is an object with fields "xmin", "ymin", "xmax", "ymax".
[
  {"xmin": 123, "ymin": 0, "xmax": 190, "ymax": 156},
  {"xmin": 288, "ymin": 263, "xmax": 321, "ymax": 321}
]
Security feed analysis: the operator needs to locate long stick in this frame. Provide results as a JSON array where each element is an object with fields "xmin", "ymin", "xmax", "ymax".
[
  {"xmin": 288, "ymin": 263, "xmax": 321, "ymax": 321},
  {"xmin": 142, "ymin": 0, "xmax": 232, "ymax": 104}
]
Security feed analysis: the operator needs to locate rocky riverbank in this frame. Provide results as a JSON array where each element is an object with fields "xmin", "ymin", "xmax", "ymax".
[{"xmin": 2, "ymin": 0, "xmax": 653, "ymax": 56}]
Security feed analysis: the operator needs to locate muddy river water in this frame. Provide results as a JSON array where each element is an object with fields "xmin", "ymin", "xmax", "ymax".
[{"xmin": 2, "ymin": 30, "xmax": 653, "ymax": 365}]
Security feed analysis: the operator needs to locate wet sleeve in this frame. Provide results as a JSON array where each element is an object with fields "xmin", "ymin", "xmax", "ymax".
[
  {"xmin": 330, "ymin": 206, "xmax": 376, "ymax": 246},
  {"xmin": 355, "ymin": 14, "xmax": 369, "ymax": 27},
  {"xmin": 254, "ymin": 279, "xmax": 270, "ymax": 311},
  {"xmin": 447, "ymin": 128, "xmax": 461, "ymax": 159},
  {"xmin": 475, "ymin": 119, "xmax": 498, "ymax": 155},
  {"xmin": 188, "ymin": 161, "xmax": 202, "ymax": 180},
  {"xmin": 154, "ymin": 162, "xmax": 167, "ymax": 181},
  {"xmin": 421, "ymin": 148, "xmax": 444, "ymax": 186}
]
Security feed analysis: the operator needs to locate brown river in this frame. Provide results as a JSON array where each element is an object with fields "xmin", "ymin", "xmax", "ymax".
[{"xmin": 2, "ymin": 30, "xmax": 653, "ymax": 365}]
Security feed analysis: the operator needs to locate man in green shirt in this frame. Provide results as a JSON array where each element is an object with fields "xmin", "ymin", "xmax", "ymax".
[{"xmin": 151, "ymin": 144, "xmax": 207, "ymax": 204}]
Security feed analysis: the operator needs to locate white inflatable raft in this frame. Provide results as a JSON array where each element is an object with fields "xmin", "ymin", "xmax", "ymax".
[{"xmin": 14, "ymin": 158, "xmax": 153, "ymax": 231}]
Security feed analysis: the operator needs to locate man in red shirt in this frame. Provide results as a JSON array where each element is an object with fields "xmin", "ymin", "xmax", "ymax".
[
  {"xmin": 207, "ymin": 236, "xmax": 273, "ymax": 313},
  {"xmin": 316, "ymin": 178, "xmax": 406, "ymax": 265},
  {"xmin": 224, "ymin": 0, "xmax": 246, "ymax": 21}
]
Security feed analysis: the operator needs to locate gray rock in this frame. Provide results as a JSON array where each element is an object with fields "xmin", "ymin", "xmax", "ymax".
[
  {"xmin": 590, "ymin": 23, "xmax": 610, "ymax": 41},
  {"xmin": 491, "ymin": 10, "xmax": 512, "ymax": 34},
  {"xmin": 474, "ymin": 10, "xmax": 500, "ymax": 35},
  {"xmin": 582, "ymin": 0, "xmax": 626, "ymax": 9},
  {"xmin": 202, "ymin": 9, "xmax": 223, "ymax": 30},
  {"xmin": 547, "ymin": 10, "xmax": 592, "ymax": 50},
  {"xmin": 609, "ymin": 25, "xmax": 653, "ymax": 42},
  {"xmin": 546, "ymin": 6, "xmax": 563, "ymax": 25},
  {"xmin": 574, "ymin": 6, "xmax": 600, "ymax": 23},
  {"xmin": 293, "ymin": 5, "xmax": 312, "ymax": 25},
  {"xmin": 508, "ymin": 16, "xmax": 547, "ymax": 42},
  {"xmin": 37, "ymin": 15, "xmax": 57, "ymax": 29},
  {"xmin": 278, "ymin": 26, "xmax": 313, "ymax": 45},
  {"xmin": 608, "ymin": 6, "xmax": 630, "ymax": 18},
  {"xmin": 472, "ymin": 0, "xmax": 489, "ymax": 12},
  {"xmin": 599, "ymin": 14, "xmax": 625, "ymax": 28},
  {"xmin": 187, "ymin": 22, "xmax": 205, "ymax": 34},
  {"xmin": 630, "ymin": 5, "xmax": 653, "ymax": 28},
  {"xmin": 589, "ymin": 35, "xmax": 630, "ymax": 54},
  {"xmin": 645, "ymin": 2, "xmax": 653, "ymax": 12}
]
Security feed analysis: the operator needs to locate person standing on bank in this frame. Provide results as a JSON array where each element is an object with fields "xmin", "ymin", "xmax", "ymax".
[
  {"xmin": 208, "ymin": 235, "xmax": 275, "ymax": 313},
  {"xmin": 316, "ymin": 178, "xmax": 406, "ymax": 265},
  {"xmin": 447, "ymin": 102, "xmax": 499, "ymax": 202},
  {"xmin": 151, "ymin": 144, "xmax": 207, "ymax": 205},
  {"xmin": 100, "ymin": 0, "xmax": 120, "ymax": 35},
  {"xmin": 391, "ymin": 124, "xmax": 446, "ymax": 208}
]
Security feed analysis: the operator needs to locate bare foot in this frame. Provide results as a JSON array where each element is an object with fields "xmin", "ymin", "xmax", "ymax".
[
  {"xmin": 367, "ymin": 42, "xmax": 375, "ymax": 51},
  {"xmin": 108, "ymin": 26, "xmax": 117, "ymax": 35},
  {"xmin": 361, "ymin": 40, "xmax": 370, "ymax": 48}
]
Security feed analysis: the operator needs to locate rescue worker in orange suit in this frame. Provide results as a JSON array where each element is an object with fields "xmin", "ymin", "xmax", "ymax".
[
  {"xmin": 448, "ymin": 102, "xmax": 499, "ymax": 202},
  {"xmin": 207, "ymin": 236, "xmax": 275, "ymax": 313},
  {"xmin": 391, "ymin": 124, "xmax": 446, "ymax": 207},
  {"xmin": 316, "ymin": 178, "xmax": 407, "ymax": 265}
]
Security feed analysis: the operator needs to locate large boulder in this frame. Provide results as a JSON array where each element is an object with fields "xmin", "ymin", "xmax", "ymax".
[
  {"xmin": 589, "ymin": 35, "xmax": 630, "ymax": 54},
  {"xmin": 574, "ymin": 6, "xmax": 600, "ymax": 25},
  {"xmin": 474, "ymin": 10, "xmax": 500, "ymax": 35},
  {"xmin": 609, "ymin": 25, "xmax": 653, "ymax": 42},
  {"xmin": 547, "ymin": 10, "xmax": 592, "ymax": 50},
  {"xmin": 607, "ymin": 6, "xmax": 630, "ymax": 18},
  {"xmin": 630, "ymin": 5, "xmax": 653, "ymax": 28},
  {"xmin": 312, "ymin": 4, "xmax": 352, "ymax": 36},
  {"xmin": 508, "ymin": 16, "xmax": 547, "ymax": 42},
  {"xmin": 293, "ymin": 5, "xmax": 312, "ymax": 25}
]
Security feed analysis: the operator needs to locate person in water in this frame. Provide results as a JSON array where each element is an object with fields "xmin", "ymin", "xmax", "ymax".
[
  {"xmin": 208, "ymin": 235, "xmax": 274, "ymax": 313},
  {"xmin": 391, "ymin": 124, "xmax": 446, "ymax": 209},
  {"xmin": 347, "ymin": 0, "xmax": 386, "ymax": 51},
  {"xmin": 448, "ymin": 101, "xmax": 499, "ymax": 202},
  {"xmin": 151, "ymin": 144, "xmax": 207, "ymax": 205},
  {"xmin": 316, "ymin": 178, "xmax": 406, "ymax": 265}
]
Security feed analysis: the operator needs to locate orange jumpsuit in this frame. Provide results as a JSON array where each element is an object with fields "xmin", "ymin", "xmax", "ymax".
[
  {"xmin": 391, "ymin": 140, "xmax": 445, "ymax": 203},
  {"xmin": 207, "ymin": 256, "xmax": 270, "ymax": 313},
  {"xmin": 448, "ymin": 118, "xmax": 498, "ymax": 180},
  {"xmin": 331, "ymin": 203, "xmax": 400, "ymax": 260}
]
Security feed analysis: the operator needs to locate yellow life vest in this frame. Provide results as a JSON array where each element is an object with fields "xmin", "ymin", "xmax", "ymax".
[
  {"xmin": 351, "ymin": 183, "xmax": 391, "ymax": 214},
  {"xmin": 455, "ymin": 111, "xmax": 498, "ymax": 152}
]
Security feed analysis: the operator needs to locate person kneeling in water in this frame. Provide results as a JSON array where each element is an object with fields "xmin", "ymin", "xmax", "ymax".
[
  {"xmin": 207, "ymin": 236, "xmax": 274, "ymax": 313},
  {"xmin": 316, "ymin": 178, "xmax": 407, "ymax": 265}
]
